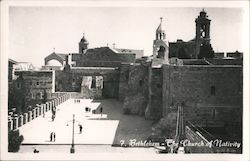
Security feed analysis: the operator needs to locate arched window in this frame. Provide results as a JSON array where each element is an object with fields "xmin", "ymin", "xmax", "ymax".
[{"xmin": 157, "ymin": 46, "xmax": 166, "ymax": 58}]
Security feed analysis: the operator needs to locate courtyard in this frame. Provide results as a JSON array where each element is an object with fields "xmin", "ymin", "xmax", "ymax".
[{"xmin": 18, "ymin": 99, "xmax": 156, "ymax": 153}]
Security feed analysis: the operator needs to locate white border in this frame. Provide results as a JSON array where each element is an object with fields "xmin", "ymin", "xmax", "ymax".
[{"xmin": 1, "ymin": 0, "xmax": 249, "ymax": 160}]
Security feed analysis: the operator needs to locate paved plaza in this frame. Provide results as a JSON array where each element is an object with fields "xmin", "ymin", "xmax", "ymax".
[{"xmin": 18, "ymin": 99, "xmax": 155, "ymax": 153}]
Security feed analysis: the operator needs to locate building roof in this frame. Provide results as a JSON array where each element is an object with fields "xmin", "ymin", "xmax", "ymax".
[
  {"xmin": 112, "ymin": 48, "xmax": 144, "ymax": 58},
  {"xmin": 8, "ymin": 58, "xmax": 18, "ymax": 64},
  {"xmin": 156, "ymin": 17, "xmax": 165, "ymax": 33},
  {"xmin": 13, "ymin": 62, "xmax": 35, "ymax": 71},
  {"xmin": 54, "ymin": 53, "xmax": 67, "ymax": 60},
  {"xmin": 79, "ymin": 33, "xmax": 89, "ymax": 44}
]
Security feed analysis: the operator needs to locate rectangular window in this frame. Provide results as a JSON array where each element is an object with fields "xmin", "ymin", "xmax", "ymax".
[
  {"xmin": 210, "ymin": 86, "xmax": 216, "ymax": 95},
  {"xmin": 91, "ymin": 76, "xmax": 96, "ymax": 89},
  {"xmin": 16, "ymin": 82, "xmax": 21, "ymax": 89},
  {"xmin": 211, "ymin": 108, "xmax": 217, "ymax": 118},
  {"xmin": 40, "ymin": 92, "xmax": 43, "ymax": 99},
  {"xmin": 31, "ymin": 93, "xmax": 34, "ymax": 99}
]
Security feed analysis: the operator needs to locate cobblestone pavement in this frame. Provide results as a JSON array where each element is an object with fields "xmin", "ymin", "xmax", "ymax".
[{"xmin": 18, "ymin": 99, "xmax": 154, "ymax": 153}]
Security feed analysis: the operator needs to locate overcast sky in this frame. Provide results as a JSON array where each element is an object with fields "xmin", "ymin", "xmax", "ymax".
[{"xmin": 9, "ymin": 7, "xmax": 244, "ymax": 67}]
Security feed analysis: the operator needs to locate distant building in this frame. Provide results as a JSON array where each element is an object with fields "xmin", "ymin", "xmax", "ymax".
[
  {"xmin": 14, "ymin": 62, "xmax": 35, "ymax": 71},
  {"xmin": 8, "ymin": 59, "xmax": 17, "ymax": 82},
  {"xmin": 226, "ymin": 50, "xmax": 243, "ymax": 59},
  {"xmin": 9, "ymin": 70, "xmax": 55, "ymax": 113}
]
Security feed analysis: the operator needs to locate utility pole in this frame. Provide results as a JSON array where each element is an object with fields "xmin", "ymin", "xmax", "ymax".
[{"xmin": 70, "ymin": 114, "xmax": 75, "ymax": 153}]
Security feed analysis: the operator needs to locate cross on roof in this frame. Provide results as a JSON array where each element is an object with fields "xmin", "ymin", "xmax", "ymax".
[{"xmin": 160, "ymin": 17, "xmax": 163, "ymax": 23}]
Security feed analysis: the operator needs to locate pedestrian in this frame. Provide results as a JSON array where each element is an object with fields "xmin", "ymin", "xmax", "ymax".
[
  {"xmin": 53, "ymin": 132, "xmax": 56, "ymax": 142},
  {"xmin": 33, "ymin": 148, "xmax": 39, "ymax": 153},
  {"xmin": 100, "ymin": 107, "xmax": 103, "ymax": 117},
  {"xmin": 53, "ymin": 108, "xmax": 56, "ymax": 116},
  {"xmin": 52, "ymin": 114, "xmax": 55, "ymax": 121},
  {"xmin": 79, "ymin": 124, "xmax": 82, "ymax": 134},
  {"xmin": 50, "ymin": 132, "xmax": 53, "ymax": 142}
]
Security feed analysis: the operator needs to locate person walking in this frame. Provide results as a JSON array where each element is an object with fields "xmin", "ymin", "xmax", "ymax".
[
  {"xmin": 50, "ymin": 132, "xmax": 53, "ymax": 142},
  {"xmin": 79, "ymin": 124, "xmax": 83, "ymax": 134},
  {"xmin": 53, "ymin": 132, "xmax": 56, "ymax": 142},
  {"xmin": 100, "ymin": 107, "xmax": 103, "ymax": 117},
  {"xmin": 51, "ymin": 114, "xmax": 54, "ymax": 121}
]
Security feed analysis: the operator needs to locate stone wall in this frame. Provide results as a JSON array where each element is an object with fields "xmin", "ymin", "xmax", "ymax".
[
  {"xmin": 185, "ymin": 125, "xmax": 213, "ymax": 153},
  {"xmin": 119, "ymin": 63, "xmax": 149, "ymax": 115},
  {"xmin": 185, "ymin": 124, "xmax": 242, "ymax": 153},
  {"xmin": 8, "ymin": 93, "xmax": 70, "ymax": 131},
  {"xmin": 55, "ymin": 67, "xmax": 120, "ymax": 98},
  {"xmin": 169, "ymin": 41, "xmax": 196, "ymax": 59},
  {"xmin": 206, "ymin": 58, "xmax": 243, "ymax": 65},
  {"xmin": 10, "ymin": 71, "xmax": 55, "ymax": 113},
  {"xmin": 162, "ymin": 64, "xmax": 242, "ymax": 136},
  {"xmin": 145, "ymin": 66, "xmax": 163, "ymax": 120},
  {"xmin": 81, "ymin": 76, "xmax": 103, "ymax": 98}
]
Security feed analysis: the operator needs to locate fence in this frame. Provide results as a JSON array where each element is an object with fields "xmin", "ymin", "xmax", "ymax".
[{"xmin": 8, "ymin": 93, "xmax": 71, "ymax": 131}]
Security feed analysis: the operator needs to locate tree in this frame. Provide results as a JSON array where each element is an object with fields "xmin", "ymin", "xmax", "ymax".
[{"xmin": 8, "ymin": 130, "xmax": 24, "ymax": 152}]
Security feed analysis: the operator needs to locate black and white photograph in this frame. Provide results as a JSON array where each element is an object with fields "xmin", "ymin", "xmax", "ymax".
[{"xmin": 0, "ymin": 0, "xmax": 249, "ymax": 160}]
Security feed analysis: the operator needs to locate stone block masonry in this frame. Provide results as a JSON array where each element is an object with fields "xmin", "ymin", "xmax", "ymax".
[
  {"xmin": 55, "ymin": 67, "xmax": 120, "ymax": 98},
  {"xmin": 9, "ymin": 70, "xmax": 55, "ymax": 113},
  {"xmin": 119, "ymin": 63, "xmax": 149, "ymax": 115},
  {"xmin": 162, "ymin": 64, "xmax": 242, "ymax": 136}
]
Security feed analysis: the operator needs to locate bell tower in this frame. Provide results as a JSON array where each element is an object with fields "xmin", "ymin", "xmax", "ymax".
[
  {"xmin": 195, "ymin": 9, "xmax": 211, "ymax": 58},
  {"xmin": 153, "ymin": 17, "xmax": 169, "ymax": 61},
  {"xmin": 79, "ymin": 33, "xmax": 89, "ymax": 54}
]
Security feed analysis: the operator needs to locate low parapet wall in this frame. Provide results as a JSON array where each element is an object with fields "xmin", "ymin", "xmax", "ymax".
[{"xmin": 8, "ymin": 93, "xmax": 71, "ymax": 131}]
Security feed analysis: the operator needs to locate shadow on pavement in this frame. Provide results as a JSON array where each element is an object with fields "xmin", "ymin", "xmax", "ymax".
[{"xmin": 91, "ymin": 99, "xmax": 154, "ymax": 147}]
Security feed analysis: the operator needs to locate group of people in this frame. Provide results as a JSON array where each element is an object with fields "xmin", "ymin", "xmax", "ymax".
[
  {"xmin": 47, "ymin": 99, "xmax": 105, "ymax": 143},
  {"xmin": 50, "ymin": 132, "xmax": 56, "ymax": 142},
  {"xmin": 74, "ymin": 99, "xmax": 81, "ymax": 103}
]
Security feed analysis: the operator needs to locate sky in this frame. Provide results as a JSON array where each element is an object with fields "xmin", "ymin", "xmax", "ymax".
[{"xmin": 9, "ymin": 7, "xmax": 244, "ymax": 67}]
